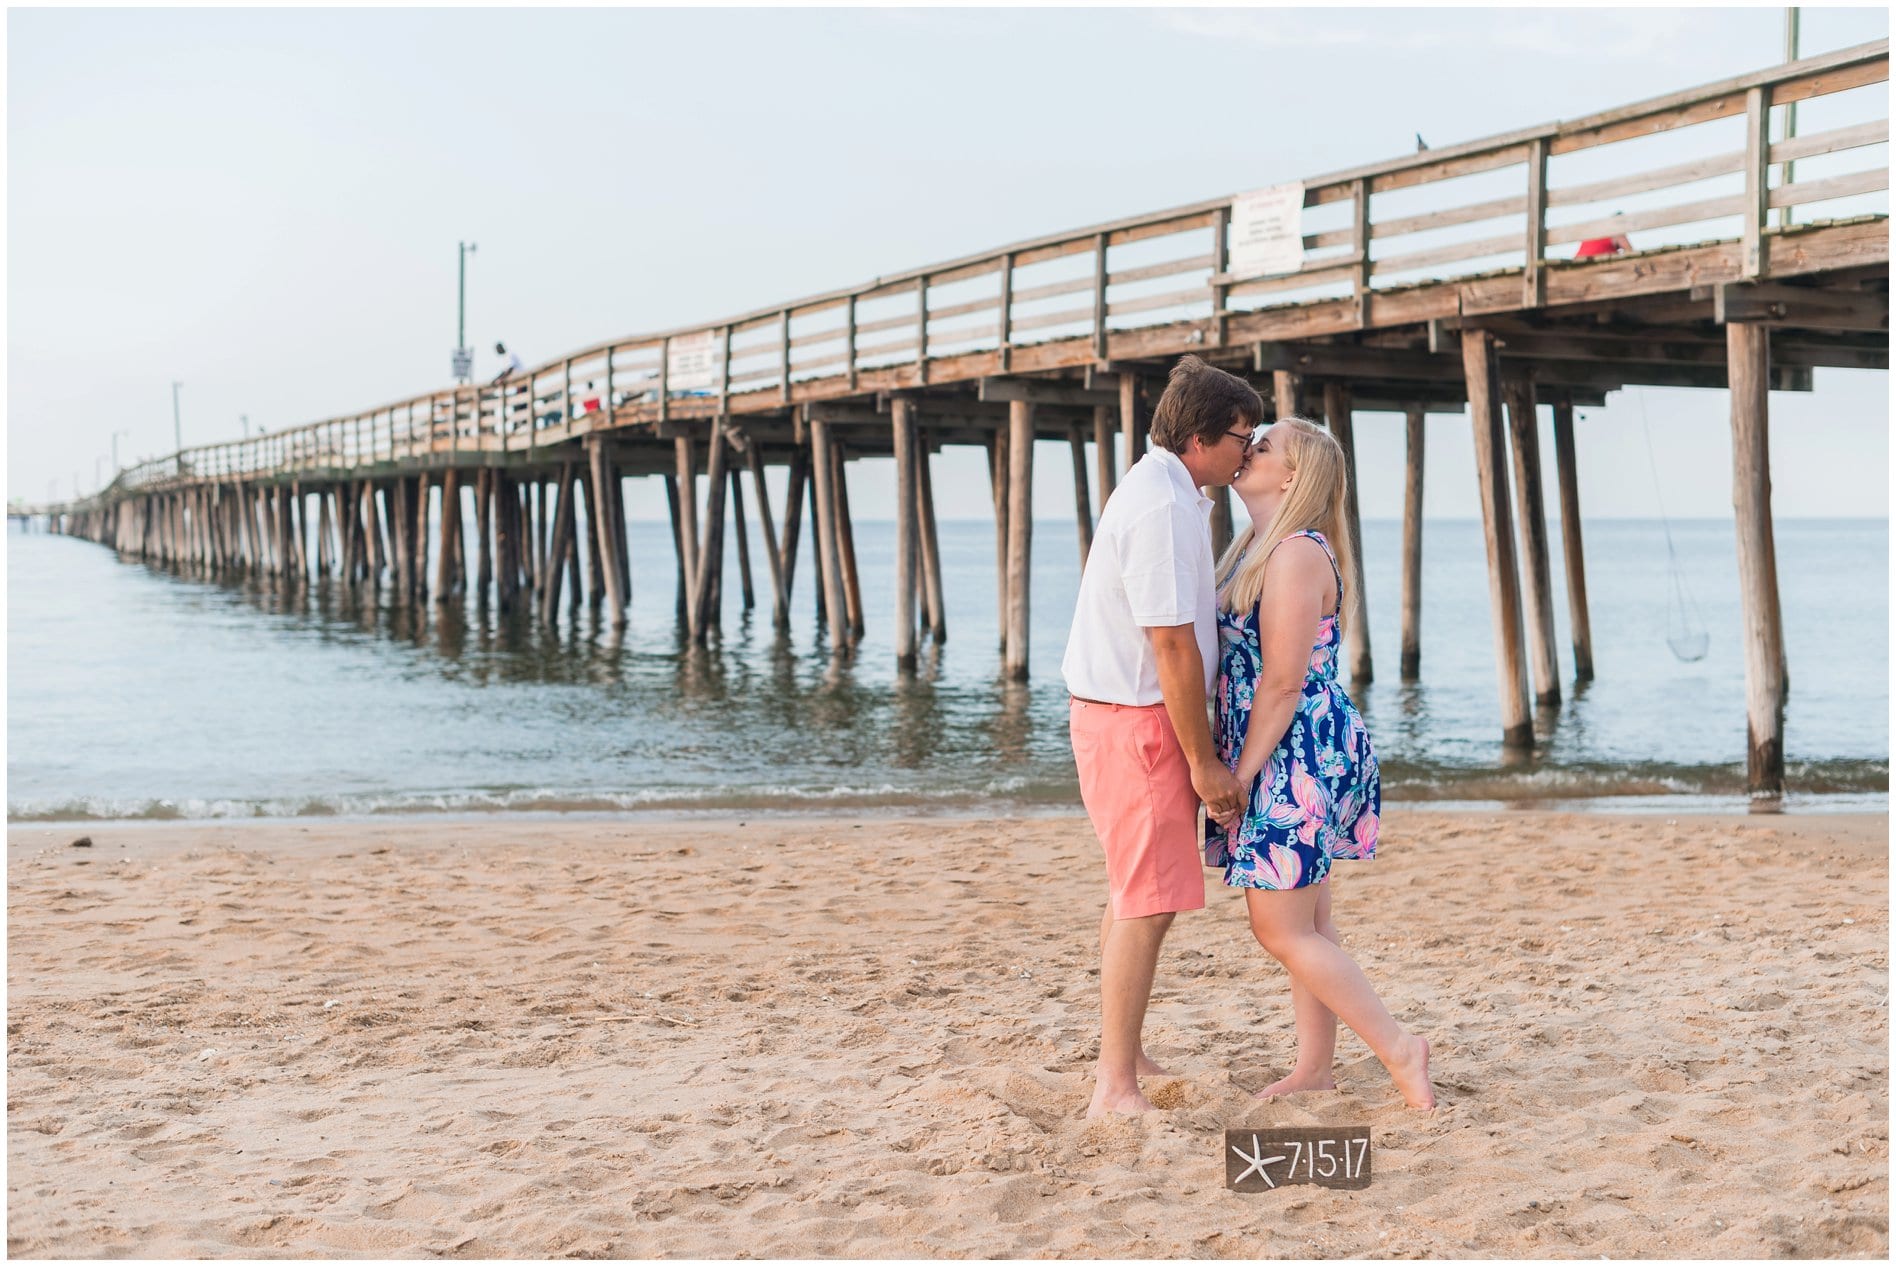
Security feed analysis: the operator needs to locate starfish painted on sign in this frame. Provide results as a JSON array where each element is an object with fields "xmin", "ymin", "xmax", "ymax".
[{"xmin": 1230, "ymin": 1134, "xmax": 1288, "ymax": 1187}]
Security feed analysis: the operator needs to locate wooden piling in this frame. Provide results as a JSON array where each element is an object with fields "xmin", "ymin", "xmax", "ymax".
[
  {"xmin": 1004, "ymin": 399, "xmax": 1035, "ymax": 681},
  {"xmin": 1118, "ymin": 373, "xmax": 1147, "ymax": 473},
  {"xmin": 988, "ymin": 428, "xmax": 1010, "ymax": 652},
  {"xmin": 779, "ymin": 446, "xmax": 808, "ymax": 617},
  {"xmin": 1502, "ymin": 378, "xmax": 1561, "ymax": 706},
  {"xmin": 917, "ymin": 429, "xmax": 946, "ymax": 644},
  {"xmin": 563, "ymin": 469, "xmax": 583, "ymax": 613},
  {"xmin": 475, "ymin": 469, "xmax": 493, "ymax": 604},
  {"xmin": 1068, "ymin": 422, "xmax": 1094, "ymax": 567},
  {"xmin": 665, "ymin": 475, "xmax": 687, "ymax": 624},
  {"xmin": 435, "ymin": 468, "xmax": 462, "ymax": 603},
  {"xmin": 1274, "ymin": 370, "xmax": 1303, "ymax": 420},
  {"xmin": 808, "ymin": 417, "xmax": 850, "ymax": 651},
  {"xmin": 1322, "ymin": 381, "xmax": 1373, "ymax": 687},
  {"xmin": 675, "ymin": 435, "xmax": 700, "ymax": 610},
  {"xmin": 729, "ymin": 464, "xmax": 755, "ymax": 613},
  {"xmin": 1727, "ymin": 320, "xmax": 1786, "ymax": 799},
  {"xmin": 1092, "ymin": 403, "xmax": 1117, "ymax": 508},
  {"xmin": 690, "ymin": 420, "xmax": 729, "ymax": 640},
  {"xmin": 1461, "ymin": 329, "xmax": 1534, "ymax": 748},
  {"xmin": 1400, "ymin": 406, "xmax": 1425, "ymax": 679},
  {"xmin": 541, "ymin": 462, "xmax": 577, "ymax": 622},
  {"xmin": 1209, "ymin": 487, "xmax": 1233, "ymax": 559},
  {"xmin": 892, "ymin": 397, "xmax": 921, "ymax": 669},
  {"xmin": 1550, "ymin": 397, "xmax": 1594, "ymax": 682},
  {"xmin": 588, "ymin": 437, "xmax": 627, "ymax": 626},
  {"xmin": 744, "ymin": 441, "xmax": 789, "ymax": 631},
  {"xmin": 493, "ymin": 473, "xmax": 517, "ymax": 611},
  {"xmin": 583, "ymin": 466, "xmax": 606, "ymax": 611},
  {"xmin": 833, "ymin": 441, "xmax": 864, "ymax": 638},
  {"xmin": 806, "ymin": 464, "xmax": 825, "ymax": 628}
]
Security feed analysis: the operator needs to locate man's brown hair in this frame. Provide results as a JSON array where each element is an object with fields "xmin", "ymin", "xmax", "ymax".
[{"xmin": 1147, "ymin": 355, "xmax": 1265, "ymax": 454}]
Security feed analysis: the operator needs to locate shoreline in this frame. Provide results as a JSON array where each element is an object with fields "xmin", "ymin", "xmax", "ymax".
[
  {"xmin": 9, "ymin": 806, "xmax": 1888, "ymax": 1257},
  {"xmin": 8, "ymin": 787, "xmax": 1891, "ymax": 831}
]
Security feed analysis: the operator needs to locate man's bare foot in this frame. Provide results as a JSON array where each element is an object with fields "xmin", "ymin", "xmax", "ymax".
[
  {"xmin": 1135, "ymin": 1053, "xmax": 1174, "ymax": 1078},
  {"xmin": 1387, "ymin": 1033, "xmax": 1435, "ymax": 1110},
  {"xmin": 1086, "ymin": 1082, "xmax": 1158, "ymax": 1117},
  {"xmin": 1253, "ymin": 1070, "xmax": 1337, "ymax": 1099}
]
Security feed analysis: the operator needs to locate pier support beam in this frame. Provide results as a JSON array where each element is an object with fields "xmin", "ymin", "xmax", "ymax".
[
  {"xmin": 1504, "ymin": 378, "xmax": 1561, "ymax": 707},
  {"xmin": 988, "ymin": 429, "xmax": 1010, "ymax": 651},
  {"xmin": 475, "ymin": 470, "xmax": 493, "ymax": 606},
  {"xmin": 1119, "ymin": 373, "xmax": 1146, "ymax": 475},
  {"xmin": 917, "ymin": 430, "xmax": 946, "ymax": 644},
  {"xmin": 435, "ymin": 468, "xmax": 462, "ymax": 604},
  {"xmin": 1400, "ymin": 406, "xmax": 1425, "ymax": 679},
  {"xmin": 1550, "ymin": 397, "xmax": 1593, "ymax": 682},
  {"xmin": 1461, "ymin": 329, "xmax": 1534, "ymax": 749},
  {"xmin": 1323, "ymin": 381, "xmax": 1373, "ymax": 687},
  {"xmin": 743, "ymin": 441, "xmax": 789, "ymax": 632},
  {"xmin": 729, "ymin": 464, "xmax": 754, "ymax": 613},
  {"xmin": 809, "ymin": 418, "xmax": 850, "ymax": 651},
  {"xmin": 1273, "ymin": 370, "xmax": 1303, "ymax": 421},
  {"xmin": 1093, "ymin": 403, "xmax": 1117, "ymax": 509},
  {"xmin": 1727, "ymin": 320, "xmax": 1786, "ymax": 801},
  {"xmin": 664, "ymin": 475, "xmax": 687, "ymax": 625},
  {"xmin": 892, "ymin": 397, "xmax": 921, "ymax": 670},
  {"xmin": 588, "ymin": 437, "xmax": 627, "ymax": 627},
  {"xmin": 779, "ymin": 446, "xmax": 808, "ymax": 623},
  {"xmin": 832, "ymin": 441, "xmax": 864, "ymax": 638},
  {"xmin": 1068, "ymin": 422, "xmax": 1094, "ymax": 567},
  {"xmin": 1004, "ymin": 399, "xmax": 1035, "ymax": 681}
]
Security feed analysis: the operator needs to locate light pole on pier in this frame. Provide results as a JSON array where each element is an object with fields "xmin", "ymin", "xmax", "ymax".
[
  {"xmin": 455, "ymin": 241, "xmax": 478, "ymax": 383},
  {"xmin": 242, "ymin": 414, "xmax": 250, "ymax": 438},
  {"xmin": 171, "ymin": 381, "xmax": 183, "ymax": 454},
  {"xmin": 111, "ymin": 428, "xmax": 130, "ymax": 473}
]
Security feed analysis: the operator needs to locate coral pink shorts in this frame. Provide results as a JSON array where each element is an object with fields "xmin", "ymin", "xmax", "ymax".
[{"xmin": 1069, "ymin": 698, "xmax": 1205, "ymax": 920}]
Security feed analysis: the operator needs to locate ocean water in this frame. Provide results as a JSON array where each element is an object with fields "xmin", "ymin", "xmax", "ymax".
[{"xmin": 5, "ymin": 513, "xmax": 1886, "ymax": 821}]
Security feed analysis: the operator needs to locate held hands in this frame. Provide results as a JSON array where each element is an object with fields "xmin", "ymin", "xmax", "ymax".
[{"xmin": 1192, "ymin": 759, "xmax": 1247, "ymax": 828}]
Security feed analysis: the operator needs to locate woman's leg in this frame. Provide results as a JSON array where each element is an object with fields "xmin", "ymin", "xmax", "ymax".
[
  {"xmin": 1245, "ymin": 883, "xmax": 1433, "ymax": 1109},
  {"xmin": 1255, "ymin": 876, "xmax": 1340, "ymax": 1097}
]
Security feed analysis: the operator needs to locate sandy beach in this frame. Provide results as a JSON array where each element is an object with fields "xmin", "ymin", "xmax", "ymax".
[{"xmin": 6, "ymin": 807, "xmax": 1887, "ymax": 1258}]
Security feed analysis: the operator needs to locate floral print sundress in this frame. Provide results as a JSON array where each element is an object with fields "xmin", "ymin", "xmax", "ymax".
[{"xmin": 1204, "ymin": 529, "xmax": 1381, "ymax": 891}]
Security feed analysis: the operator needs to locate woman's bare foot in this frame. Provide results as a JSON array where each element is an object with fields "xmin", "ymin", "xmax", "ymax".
[
  {"xmin": 1253, "ymin": 1070, "xmax": 1337, "ymax": 1099},
  {"xmin": 1135, "ymin": 1052, "xmax": 1174, "ymax": 1078},
  {"xmin": 1387, "ymin": 1033, "xmax": 1434, "ymax": 1110},
  {"xmin": 1086, "ymin": 1083, "xmax": 1158, "ymax": 1117}
]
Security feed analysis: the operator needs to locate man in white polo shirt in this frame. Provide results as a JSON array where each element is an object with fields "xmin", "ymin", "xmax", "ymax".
[{"xmin": 1063, "ymin": 354, "xmax": 1262, "ymax": 1117}]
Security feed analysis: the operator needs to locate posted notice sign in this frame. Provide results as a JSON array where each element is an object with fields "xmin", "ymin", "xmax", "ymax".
[
  {"xmin": 1229, "ymin": 182, "xmax": 1306, "ymax": 279},
  {"xmin": 666, "ymin": 331, "xmax": 723, "ymax": 393}
]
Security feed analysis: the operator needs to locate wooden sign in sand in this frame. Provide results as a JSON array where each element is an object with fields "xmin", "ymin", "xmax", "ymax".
[{"xmin": 1225, "ymin": 1126, "xmax": 1372, "ymax": 1192}]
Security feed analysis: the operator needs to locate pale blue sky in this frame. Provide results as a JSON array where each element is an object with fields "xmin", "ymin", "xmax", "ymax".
[{"xmin": 8, "ymin": 4, "xmax": 1889, "ymax": 520}]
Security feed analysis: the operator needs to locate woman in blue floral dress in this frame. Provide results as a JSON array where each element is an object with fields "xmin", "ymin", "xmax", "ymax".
[{"xmin": 1205, "ymin": 416, "xmax": 1434, "ymax": 1111}]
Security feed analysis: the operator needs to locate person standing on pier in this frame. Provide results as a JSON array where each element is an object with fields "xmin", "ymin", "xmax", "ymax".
[
  {"xmin": 1207, "ymin": 417, "xmax": 1434, "ymax": 1110},
  {"xmin": 1062, "ymin": 354, "xmax": 1259, "ymax": 1117}
]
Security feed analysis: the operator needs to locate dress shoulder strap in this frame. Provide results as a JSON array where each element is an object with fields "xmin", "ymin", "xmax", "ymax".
[{"xmin": 1267, "ymin": 529, "xmax": 1343, "ymax": 619}]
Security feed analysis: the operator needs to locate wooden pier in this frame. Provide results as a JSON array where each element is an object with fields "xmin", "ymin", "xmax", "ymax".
[{"xmin": 39, "ymin": 42, "xmax": 1890, "ymax": 801}]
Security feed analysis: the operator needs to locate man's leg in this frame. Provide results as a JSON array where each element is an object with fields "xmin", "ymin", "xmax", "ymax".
[
  {"xmin": 1099, "ymin": 897, "xmax": 1175, "ymax": 1079},
  {"xmin": 1089, "ymin": 908, "xmax": 1175, "ymax": 1117}
]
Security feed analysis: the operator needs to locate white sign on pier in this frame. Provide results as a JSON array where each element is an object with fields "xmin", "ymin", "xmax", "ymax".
[{"xmin": 1228, "ymin": 182, "xmax": 1306, "ymax": 280}]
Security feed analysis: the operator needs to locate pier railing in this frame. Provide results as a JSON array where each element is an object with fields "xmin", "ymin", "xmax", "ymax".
[{"xmin": 81, "ymin": 39, "xmax": 1887, "ymax": 508}]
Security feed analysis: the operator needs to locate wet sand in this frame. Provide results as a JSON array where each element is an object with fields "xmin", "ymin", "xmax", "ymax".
[{"xmin": 6, "ymin": 808, "xmax": 1888, "ymax": 1258}]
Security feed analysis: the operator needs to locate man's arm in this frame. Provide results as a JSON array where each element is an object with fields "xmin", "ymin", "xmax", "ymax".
[{"xmin": 1150, "ymin": 623, "xmax": 1245, "ymax": 825}]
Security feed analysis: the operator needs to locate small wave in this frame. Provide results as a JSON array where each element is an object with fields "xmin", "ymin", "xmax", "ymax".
[
  {"xmin": 8, "ymin": 759, "xmax": 1884, "ymax": 824},
  {"xmin": 4, "ymin": 778, "xmax": 1077, "ymax": 824}
]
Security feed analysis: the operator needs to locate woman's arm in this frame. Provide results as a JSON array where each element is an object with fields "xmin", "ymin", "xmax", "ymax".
[{"xmin": 1233, "ymin": 539, "xmax": 1330, "ymax": 787}]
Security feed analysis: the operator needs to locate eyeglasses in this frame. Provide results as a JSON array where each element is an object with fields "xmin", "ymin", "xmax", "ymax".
[{"xmin": 1218, "ymin": 428, "xmax": 1255, "ymax": 448}]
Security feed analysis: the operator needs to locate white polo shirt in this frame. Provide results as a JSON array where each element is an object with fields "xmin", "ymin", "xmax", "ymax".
[{"xmin": 1061, "ymin": 447, "xmax": 1217, "ymax": 706}]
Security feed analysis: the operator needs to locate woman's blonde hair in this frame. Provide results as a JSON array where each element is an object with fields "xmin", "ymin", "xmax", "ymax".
[{"xmin": 1215, "ymin": 416, "xmax": 1355, "ymax": 623}]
